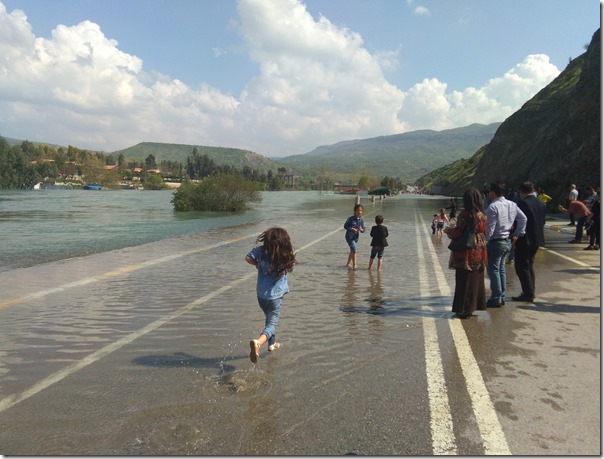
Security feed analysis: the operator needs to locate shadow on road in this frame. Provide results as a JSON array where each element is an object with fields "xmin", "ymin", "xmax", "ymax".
[
  {"xmin": 132, "ymin": 351, "xmax": 236, "ymax": 372},
  {"xmin": 517, "ymin": 302, "xmax": 600, "ymax": 314}
]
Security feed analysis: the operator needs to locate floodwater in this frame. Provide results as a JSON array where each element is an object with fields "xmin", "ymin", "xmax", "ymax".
[
  {"xmin": 0, "ymin": 191, "xmax": 457, "ymax": 455},
  {"xmin": 0, "ymin": 191, "xmax": 598, "ymax": 455}
]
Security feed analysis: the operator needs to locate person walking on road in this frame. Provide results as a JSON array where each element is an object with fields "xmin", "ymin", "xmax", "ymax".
[
  {"xmin": 246, "ymin": 227, "xmax": 297, "ymax": 363},
  {"xmin": 512, "ymin": 182, "xmax": 546, "ymax": 303},
  {"xmin": 444, "ymin": 187, "xmax": 488, "ymax": 319},
  {"xmin": 485, "ymin": 181, "xmax": 527, "ymax": 308},
  {"xmin": 367, "ymin": 214, "xmax": 389, "ymax": 271},
  {"xmin": 344, "ymin": 204, "xmax": 366, "ymax": 269}
]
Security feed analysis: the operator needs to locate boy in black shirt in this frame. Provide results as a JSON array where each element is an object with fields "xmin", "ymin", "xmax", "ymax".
[{"xmin": 367, "ymin": 215, "xmax": 389, "ymax": 271}]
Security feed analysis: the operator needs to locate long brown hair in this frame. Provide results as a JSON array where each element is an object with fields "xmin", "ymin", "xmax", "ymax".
[
  {"xmin": 256, "ymin": 227, "xmax": 297, "ymax": 277},
  {"xmin": 463, "ymin": 187, "xmax": 484, "ymax": 220}
]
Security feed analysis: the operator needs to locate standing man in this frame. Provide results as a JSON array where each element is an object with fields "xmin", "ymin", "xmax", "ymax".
[
  {"xmin": 567, "ymin": 184, "xmax": 579, "ymax": 225},
  {"xmin": 584, "ymin": 186, "xmax": 598, "ymax": 211},
  {"xmin": 485, "ymin": 181, "xmax": 527, "ymax": 307},
  {"xmin": 512, "ymin": 182, "xmax": 546, "ymax": 302}
]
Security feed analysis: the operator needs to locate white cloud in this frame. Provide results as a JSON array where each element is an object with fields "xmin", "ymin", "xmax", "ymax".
[
  {"xmin": 406, "ymin": 0, "xmax": 430, "ymax": 17},
  {"xmin": 396, "ymin": 54, "xmax": 560, "ymax": 131},
  {"xmin": 414, "ymin": 6, "xmax": 431, "ymax": 16},
  {"xmin": 0, "ymin": 0, "xmax": 561, "ymax": 157}
]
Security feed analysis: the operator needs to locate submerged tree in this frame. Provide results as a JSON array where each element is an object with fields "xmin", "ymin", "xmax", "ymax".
[{"xmin": 171, "ymin": 174, "xmax": 262, "ymax": 211}]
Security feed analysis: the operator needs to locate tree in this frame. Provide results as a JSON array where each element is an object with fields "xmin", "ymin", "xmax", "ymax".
[
  {"xmin": 145, "ymin": 154, "xmax": 157, "ymax": 169},
  {"xmin": 20, "ymin": 140, "xmax": 38, "ymax": 160},
  {"xmin": 143, "ymin": 174, "xmax": 167, "ymax": 190},
  {"xmin": 117, "ymin": 153, "xmax": 126, "ymax": 172},
  {"xmin": 0, "ymin": 138, "xmax": 39, "ymax": 188},
  {"xmin": 357, "ymin": 175, "xmax": 370, "ymax": 188},
  {"xmin": 172, "ymin": 174, "xmax": 262, "ymax": 211},
  {"xmin": 80, "ymin": 155, "xmax": 104, "ymax": 185}
]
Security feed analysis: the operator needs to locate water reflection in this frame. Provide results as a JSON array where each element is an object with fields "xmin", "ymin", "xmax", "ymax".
[
  {"xmin": 366, "ymin": 270, "xmax": 385, "ymax": 312},
  {"xmin": 340, "ymin": 269, "xmax": 361, "ymax": 313}
]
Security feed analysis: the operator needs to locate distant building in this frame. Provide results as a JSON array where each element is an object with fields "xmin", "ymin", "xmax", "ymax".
[{"xmin": 277, "ymin": 169, "xmax": 295, "ymax": 189}]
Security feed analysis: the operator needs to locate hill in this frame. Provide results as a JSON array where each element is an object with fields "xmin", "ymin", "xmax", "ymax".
[
  {"xmin": 416, "ymin": 28, "xmax": 601, "ymax": 203},
  {"xmin": 278, "ymin": 123, "xmax": 500, "ymax": 181},
  {"xmin": 114, "ymin": 142, "xmax": 281, "ymax": 173},
  {"xmin": 6, "ymin": 123, "xmax": 500, "ymax": 183}
]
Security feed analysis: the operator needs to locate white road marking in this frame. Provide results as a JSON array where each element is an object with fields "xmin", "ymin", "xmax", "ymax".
[
  {"xmin": 0, "ymin": 228, "xmax": 344, "ymax": 414},
  {"xmin": 415, "ymin": 214, "xmax": 457, "ymax": 455},
  {"xmin": 0, "ymin": 233, "xmax": 258, "ymax": 309},
  {"xmin": 541, "ymin": 247, "xmax": 600, "ymax": 272},
  {"xmin": 418, "ymin": 212, "xmax": 511, "ymax": 455},
  {"xmin": 0, "ymin": 271, "xmax": 256, "ymax": 414}
]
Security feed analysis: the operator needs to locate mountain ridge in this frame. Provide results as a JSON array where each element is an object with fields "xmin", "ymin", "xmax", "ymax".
[
  {"xmin": 276, "ymin": 122, "xmax": 501, "ymax": 180},
  {"xmin": 5, "ymin": 122, "xmax": 499, "ymax": 182}
]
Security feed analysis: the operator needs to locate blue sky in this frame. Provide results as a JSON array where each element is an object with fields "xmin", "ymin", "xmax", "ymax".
[{"xmin": 0, "ymin": 0, "xmax": 599, "ymax": 157}]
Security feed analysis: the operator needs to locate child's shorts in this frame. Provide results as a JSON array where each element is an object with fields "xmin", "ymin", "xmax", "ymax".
[
  {"xmin": 370, "ymin": 246, "xmax": 385, "ymax": 259},
  {"xmin": 347, "ymin": 238, "xmax": 359, "ymax": 252},
  {"xmin": 436, "ymin": 222, "xmax": 444, "ymax": 229}
]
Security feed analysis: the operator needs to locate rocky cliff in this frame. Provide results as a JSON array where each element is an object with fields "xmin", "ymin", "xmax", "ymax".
[{"xmin": 417, "ymin": 28, "xmax": 600, "ymax": 203}]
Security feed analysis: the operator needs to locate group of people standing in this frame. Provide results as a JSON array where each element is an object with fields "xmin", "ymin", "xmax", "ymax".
[
  {"xmin": 444, "ymin": 181, "xmax": 546, "ymax": 319},
  {"xmin": 244, "ymin": 182, "xmax": 596, "ymax": 363},
  {"xmin": 558, "ymin": 184, "xmax": 600, "ymax": 250}
]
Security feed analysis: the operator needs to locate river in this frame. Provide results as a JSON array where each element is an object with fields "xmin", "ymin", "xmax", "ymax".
[{"xmin": 0, "ymin": 189, "xmax": 449, "ymax": 272}]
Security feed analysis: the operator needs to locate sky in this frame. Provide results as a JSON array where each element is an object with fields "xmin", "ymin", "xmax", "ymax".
[{"xmin": 0, "ymin": 0, "xmax": 599, "ymax": 157}]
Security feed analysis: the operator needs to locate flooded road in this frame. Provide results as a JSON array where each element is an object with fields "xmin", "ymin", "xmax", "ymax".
[{"xmin": 0, "ymin": 196, "xmax": 599, "ymax": 455}]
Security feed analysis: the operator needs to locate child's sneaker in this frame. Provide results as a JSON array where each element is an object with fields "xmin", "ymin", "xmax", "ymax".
[{"xmin": 268, "ymin": 343, "xmax": 281, "ymax": 352}]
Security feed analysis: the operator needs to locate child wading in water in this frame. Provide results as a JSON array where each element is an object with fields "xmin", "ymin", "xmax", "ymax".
[
  {"xmin": 368, "ymin": 215, "xmax": 389, "ymax": 271},
  {"xmin": 344, "ymin": 204, "xmax": 365, "ymax": 269},
  {"xmin": 435, "ymin": 208, "xmax": 449, "ymax": 236},
  {"xmin": 245, "ymin": 227, "xmax": 297, "ymax": 364}
]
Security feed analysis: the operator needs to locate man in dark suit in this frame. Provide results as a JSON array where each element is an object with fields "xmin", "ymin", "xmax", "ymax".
[{"xmin": 512, "ymin": 182, "xmax": 546, "ymax": 302}]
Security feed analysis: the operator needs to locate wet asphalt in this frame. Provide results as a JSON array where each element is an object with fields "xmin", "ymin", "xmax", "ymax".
[{"xmin": 0, "ymin": 201, "xmax": 599, "ymax": 455}]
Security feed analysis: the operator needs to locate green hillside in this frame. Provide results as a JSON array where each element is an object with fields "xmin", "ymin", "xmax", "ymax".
[
  {"xmin": 416, "ymin": 28, "xmax": 600, "ymax": 203},
  {"xmin": 5, "ymin": 124, "xmax": 500, "ymax": 185},
  {"xmin": 115, "ymin": 142, "xmax": 282, "ymax": 173},
  {"xmin": 278, "ymin": 123, "xmax": 500, "ymax": 181}
]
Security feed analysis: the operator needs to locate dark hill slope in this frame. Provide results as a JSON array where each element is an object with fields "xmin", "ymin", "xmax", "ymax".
[{"xmin": 417, "ymin": 28, "xmax": 600, "ymax": 201}]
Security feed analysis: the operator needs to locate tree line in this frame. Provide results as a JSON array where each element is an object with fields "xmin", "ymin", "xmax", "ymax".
[
  {"xmin": 0, "ymin": 138, "xmax": 291, "ymax": 190},
  {"xmin": 0, "ymin": 136, "xmax": 405, "ymax": 193}
]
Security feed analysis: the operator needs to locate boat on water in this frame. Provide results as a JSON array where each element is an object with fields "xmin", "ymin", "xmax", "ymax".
[
  {"xmin": 33, "ymin": 182, "xmax": 73, "ymax": 190},
  {"xmin": 82, "ymin": 185, "xmax": 103, "ymax": 190}
]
